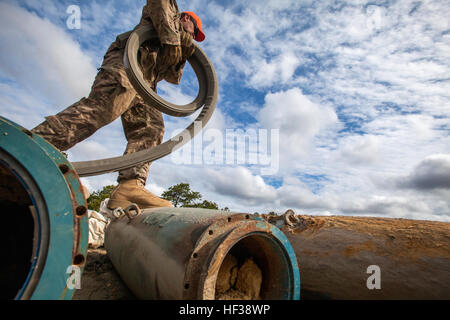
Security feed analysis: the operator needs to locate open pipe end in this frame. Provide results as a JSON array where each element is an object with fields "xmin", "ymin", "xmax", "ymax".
[
  {"xmin": 213, "ymin": 233, "xmax": 297, "ymax": 300},
  {"xmin": 185, "ymin": 215, "xmax": 300, "ymax": 300},
  {"xmin": 0, "ymin": 116, "xmax": 89, "ymax": 300},
  {"xmin": 0, "ymin": 156, "xmax": 47, "ymax": 299}
]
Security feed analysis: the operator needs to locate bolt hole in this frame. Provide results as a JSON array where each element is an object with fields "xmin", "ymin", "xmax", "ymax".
[
  {"xmin": 59, "ymin": 164, "xmax": 69, "ymax": 174},
  {"xmin": 208, "ymin": 230, "xmax": 213, "ymax": 235},
  {"xmin": 73, "ymin": 254, "xmax": 85, "ymax": 265},
  {"xmin": 184, "ymin": 283, "xmax": 190, "ymax": 290},
  {"xmin": 193, "ymin": 253, "xmax": 198, "ymax": 259},
  {"xmin": 76, "ymin": 206, "xmax": 87, "ymax": 217}
]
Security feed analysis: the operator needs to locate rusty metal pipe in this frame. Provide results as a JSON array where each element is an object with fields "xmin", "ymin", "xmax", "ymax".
[
  {"xmin": 105, "ymin": 208, "xmax": 300, "ymax": 300},
  {"xmin": 267, "ymin": 212, "xmax": 450, "ymax": 300}
]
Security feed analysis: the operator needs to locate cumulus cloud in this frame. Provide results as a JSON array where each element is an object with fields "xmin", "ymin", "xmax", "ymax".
[
  {"xmin": 3, "ymin": 0, "xmax": 450, "ymax": 222},
  {"xmin": 203, "ymin": 166, "xmax": 277, "ymax": 202},
  {"xmin": 0, "ymin": 2, "xmax": 97, "ymax": 109},
  {"xmin": 80, "ymin": 174, "xmax": 117, "ymax": 193},
  {"xmin": 339, "ymin": 194, "xmax": 434, "ymax": 218},
  {"xmin": 258, "ymin": 88, "xmax": 338, "ymax": 158},
  {"xmin": 277, "ymin": 176, "xmax": 338, "ymax": 210},
  {"xmin": 0, "ymin": 82, "xmax": 47, "ymax": 129},
  {"xmin": 77, "ymin": 0, "xmax": 450, "ymax": 222},
  {"xmin": 158, "ymin": 82, "xmax": 196, "ymax": 106},
  {"xmin": 397, "ymin": 154, "xmax": 450, "ymax": 190},
  {"xmin": 337, "ymin": 134, "xmax": 381, "ymax": 165},
  {"xmin": 249, "ymin": 52, "xmax": 303, "ymax": 89},
  {"xmin": 69, "ymin": 139, "xmax": 122, "ymax": 161}
]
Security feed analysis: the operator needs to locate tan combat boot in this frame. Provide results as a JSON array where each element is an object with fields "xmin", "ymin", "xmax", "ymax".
[{"xmin": 107, "ymin": 179, "xmax": 173, "ymax": 210}]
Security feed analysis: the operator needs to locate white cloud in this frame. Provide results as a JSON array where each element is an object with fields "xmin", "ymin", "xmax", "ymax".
[
  {"xmin": 69, "ymin": 139, "xmax": 120, "ymax": 162},
  {"xmin": 147, "ymin": 182, "xmax": 166, "ymax": 197},
  {"xmin": 249, "ymin": 52, "xmax": 303, "ymax": 89},
  {"xmin": 0, "ymin": 2, "xmax": 97, "ymax": 109},
  {"xmin": 276, "ymin": 176, "xmax": 338, "ymax": 210},
  {"xmin": 203, "ymin": 166, "xmax": 277, "ymax": 202},
  {"xmin": 337, "ymin": 134, "xmax": 381, "ymax": 165},
  {"xmin": 339, "ymin": 194, "xmax": 434, "ymax": 218},
  {"xmin": 397, "ymin": 154, "xmax": 450, "ymax": 190},
  {"xmin": 0, "ymin": 82, "xmax": 47, "ymax": 129},
  {"xmin": 80, "ymin": 174, "xmax": 117, "ymax": 193},
  {"xmin": 258, "ymin": 88, "xmax": 338, "ymax": 158},
  {"xmin": 3, "ymin": 0, "xmax": 450, "ymax": 223},
  {"xmin": 158, "ymin": 82, "xmax": 196, "ymax": 106}
]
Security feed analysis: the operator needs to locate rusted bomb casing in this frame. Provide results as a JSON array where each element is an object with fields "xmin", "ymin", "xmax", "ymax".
[
  {"xmin": 270, "ymin": 213, "xmax": 450, "ymax": 300},
  {"xmin": 105, "ymin": 208, "xmax": 300, "ymax": 300}
]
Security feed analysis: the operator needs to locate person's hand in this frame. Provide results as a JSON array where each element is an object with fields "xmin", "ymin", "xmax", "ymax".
[
  {"xmin": 181, "ymin": 30, "xmax": 195, "ymax": 60},
  {"xmin": 181, "ymin": 29, "xmax": 193, "ymax": 47},
  {"xmin": 139, "ymin": 42, "xmax": 156, "ymax": 81},
  {"xmin": 160, "ymin": 44, "xmax": 182, "ymax": 66}
]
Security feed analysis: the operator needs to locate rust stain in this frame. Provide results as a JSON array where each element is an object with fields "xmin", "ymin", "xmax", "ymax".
[
  {"xmin": 301, "ymin": 249, "xmax": 331, "ymax": 258},
  {"xmin": 62, "ymin": 168, "xmax": 87, "ymax": 267},
  {"xmin": 290, "ymin": 216, "xmax": 326, "ymax": 234},
  {"xmin": 343, "ymin": 240, "xmax": 377, "ymax": 257}
]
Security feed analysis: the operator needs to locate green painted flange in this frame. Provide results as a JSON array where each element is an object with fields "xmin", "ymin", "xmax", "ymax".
[{"xmin": 0, "ymin": 116, "xmax": 88, "ymax": 300}]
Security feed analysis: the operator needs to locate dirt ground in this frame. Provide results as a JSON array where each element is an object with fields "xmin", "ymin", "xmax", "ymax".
[{"xmin": 72, "ymin": 248, "xmax": 135, "ymax": 300}]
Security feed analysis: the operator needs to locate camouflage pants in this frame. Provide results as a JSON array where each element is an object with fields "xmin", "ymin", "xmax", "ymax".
[{"xmin": 31, "ymin": 39, "xmax": 164, "ymax": 185}]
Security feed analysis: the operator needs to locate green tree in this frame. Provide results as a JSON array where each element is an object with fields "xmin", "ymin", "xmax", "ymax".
[
  {"xmin": 87, "ymin": 185, "xmax": 115, "ymax": 211},
  {"xmin": 161, "ymin": 183, "xmax": 202, "ymax": 207},
  {"xmin": 161, "ymin": 183, "xmax": 228, "ymax": 210},
  {"xmin": 185, "ymin": 200, "xmax": 219, "ymax": 210}
]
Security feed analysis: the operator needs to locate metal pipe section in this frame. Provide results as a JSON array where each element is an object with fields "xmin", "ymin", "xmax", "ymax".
[
  {"xmin": 267, "ymin": 211, "xmax": 450, "ymax": 300},
  {"xmin": 105, "ymin": 207, "xmax": 300, "ymax": 300},
  {"xmin": 0, "ymin": 116, "xmax": 89, "ymax": 300}
]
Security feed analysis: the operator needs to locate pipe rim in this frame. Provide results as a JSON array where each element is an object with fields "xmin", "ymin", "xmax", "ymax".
[
  {"xmin": 0, "ymin": 116, "xmax": 88, "ymax": 300},
  {"xmin": 185, "ymin": 215, "xmax": 301, "ymax": 300},
  {"xmin": 0, "ymin": 152, "xmax": 49, "ymax": 300}
]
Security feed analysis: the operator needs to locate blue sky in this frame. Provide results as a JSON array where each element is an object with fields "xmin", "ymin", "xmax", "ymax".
[{"xmin": 1, "ymin": 0, "xmax": 449, "ymax": 221}]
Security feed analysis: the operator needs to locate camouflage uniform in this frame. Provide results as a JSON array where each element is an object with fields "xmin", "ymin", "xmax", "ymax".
[{"xmin": 31, "ymin": 0, "xmax": 190, "ymax": 185}]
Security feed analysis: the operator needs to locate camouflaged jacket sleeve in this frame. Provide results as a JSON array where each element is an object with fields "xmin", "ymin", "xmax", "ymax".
[{"xmin": 140, "ymin": 0, "xmax": 181, "ymax": 46}]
